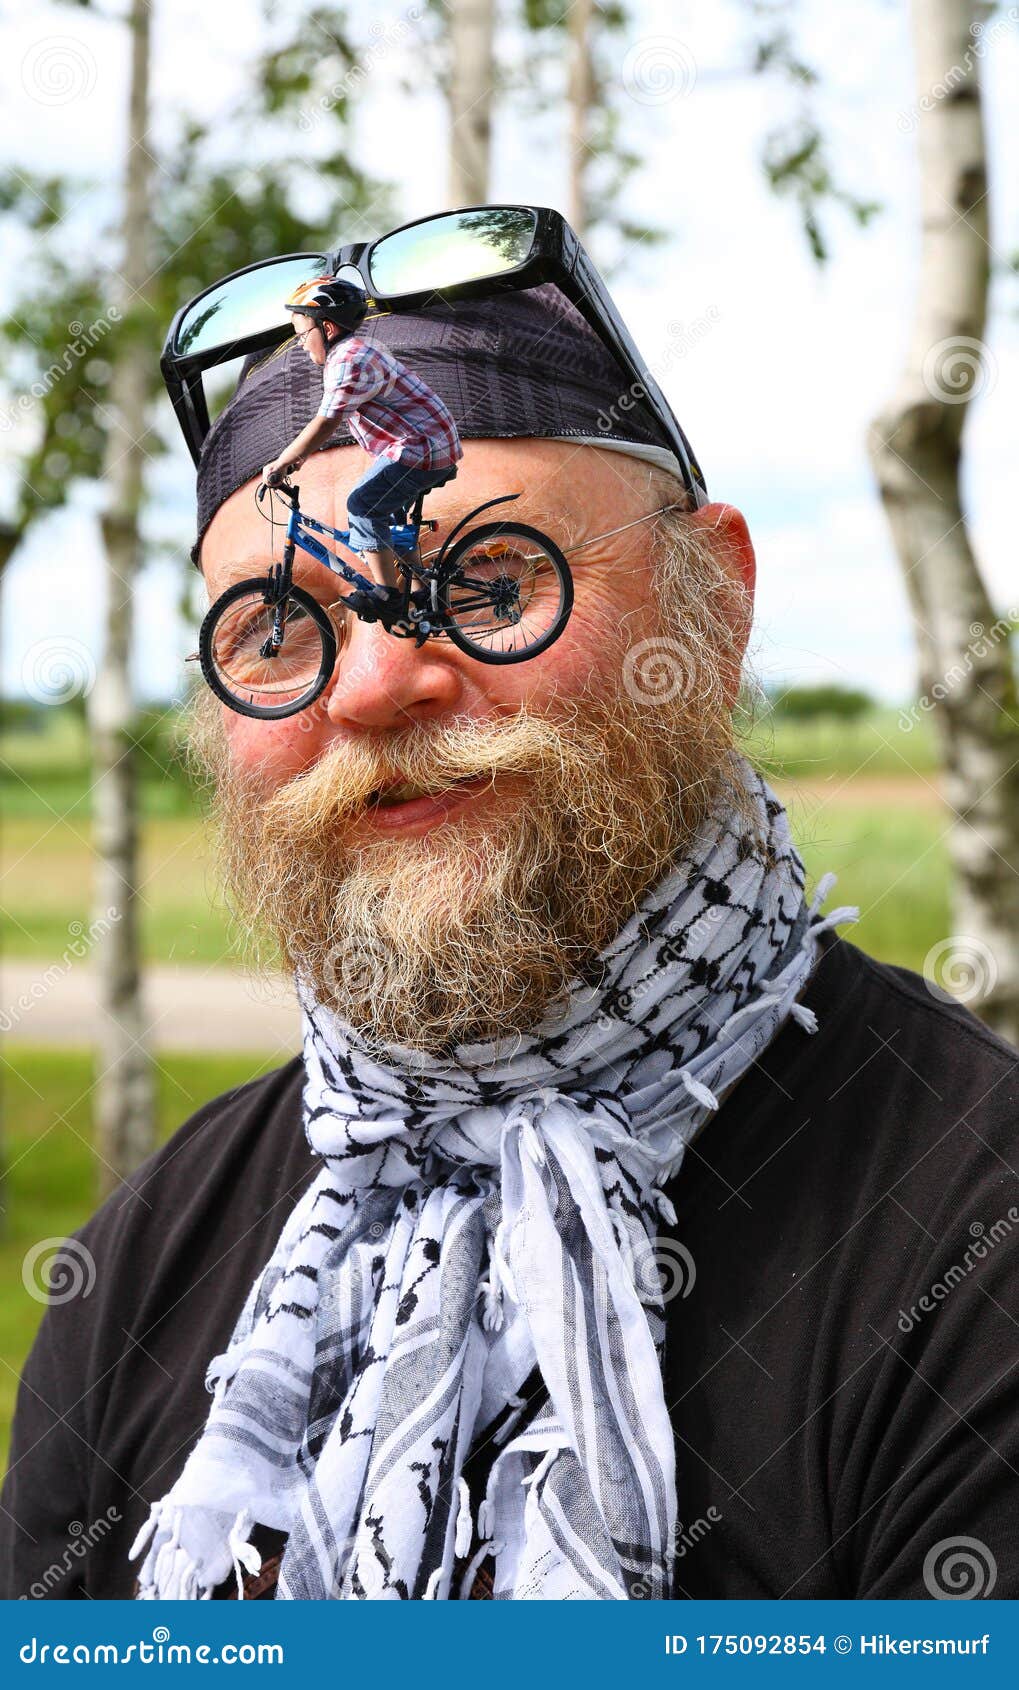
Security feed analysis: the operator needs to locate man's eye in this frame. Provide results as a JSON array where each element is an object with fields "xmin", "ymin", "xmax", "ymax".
[{"xmin": 210, "ymin": 598, "xmax": 340, "ymax": 693}]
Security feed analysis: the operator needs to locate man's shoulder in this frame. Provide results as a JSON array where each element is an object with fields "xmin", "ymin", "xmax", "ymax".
[
  {"xmin": 798, "ymin": 934, "xmax": 1018, "ymax": 1178},
  {"xmin": 78, "ymin": 1055, "xmax": 310, "ymax": 1266},
  {"xmin": 666, "ymin": 936, "xmax": 1019, "ymax": 1598},
  {"xmin": 813, "ymin": 934, "xmax": 1017, "ymax": 1105},
  {"xmin": 684, "ymin": 933, "xmax": 1018, "ymax": 1212}
]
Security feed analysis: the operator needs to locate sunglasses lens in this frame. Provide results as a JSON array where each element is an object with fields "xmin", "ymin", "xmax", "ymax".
[
  {"xmin": 174, "ymin": 256, "xmax": 328, "ymax": 357},
  {"xmin": 368, "ymin": 208, "xmax": 537, "ymax": 296}
]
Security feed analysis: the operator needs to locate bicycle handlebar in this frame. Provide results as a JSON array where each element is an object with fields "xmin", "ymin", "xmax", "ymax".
[{"xmin": 257, "ymin": 476, "xmax": 297, "ymax": 504}]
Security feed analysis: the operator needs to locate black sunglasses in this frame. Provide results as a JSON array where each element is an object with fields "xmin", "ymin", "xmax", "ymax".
[{"xmin": 160, "ymin": 203, "xmax": 708, "ymax": 507}]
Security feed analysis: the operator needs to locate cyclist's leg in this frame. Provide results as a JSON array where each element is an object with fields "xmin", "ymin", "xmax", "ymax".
[
  {"xmin": 347, "ymin": 458, "xmax": 456, "ymax": 594},
  {"xmin": 392, "ymin": 461, "xmax": 459, "ymax": 568},
  {"xmin": 345, "ymin": 458, "xmax": 409, "ymax": 593}
]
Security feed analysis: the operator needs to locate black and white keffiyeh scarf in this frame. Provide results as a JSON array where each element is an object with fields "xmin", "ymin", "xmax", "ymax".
[{"xmin": 131, "ymin": 766, "xmax": 854, "ymax": 1601}]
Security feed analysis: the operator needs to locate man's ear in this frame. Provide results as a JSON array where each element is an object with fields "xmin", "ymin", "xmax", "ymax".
[
  {"xmin": 687, "ymin": 502, "xmax": 756, "ymax": 707},
  {"xmin": 688, "ymin": 502, "xmax": 756, "ymax": 599}
]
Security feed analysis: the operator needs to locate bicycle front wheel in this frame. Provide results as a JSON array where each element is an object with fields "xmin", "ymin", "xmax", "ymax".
[
  {"xmin": 438, "ymin": 523, "xmax": 573, "ymax": 664},
  {"xmin": 199, "ymin": 578, "xmax": 339, "ymax": 720}
]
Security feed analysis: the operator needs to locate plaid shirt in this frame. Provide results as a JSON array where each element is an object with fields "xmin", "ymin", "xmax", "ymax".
[{"xmin": 318, "ymin": 336, "xmax": 462, "ymax": 470}]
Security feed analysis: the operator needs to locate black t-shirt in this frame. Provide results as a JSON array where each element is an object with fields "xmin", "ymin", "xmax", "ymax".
[{"xmin": 3, "ymin": 936, "xmax": 1018, "ymax": 1600}]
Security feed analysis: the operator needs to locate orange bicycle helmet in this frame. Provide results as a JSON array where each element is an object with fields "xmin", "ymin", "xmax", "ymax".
[{"xmin": 285, "ymin": 275, "xmax": 368, "ymax": 335}]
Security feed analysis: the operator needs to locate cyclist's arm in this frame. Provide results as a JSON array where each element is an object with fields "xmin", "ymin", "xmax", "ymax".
[
  {"xmin": 265, "ymin": 348, "xmax": 390, "ymax": 480},
  {"xmin": 263, "ymin": 413, "xmax": 338, "ymax": 480}
]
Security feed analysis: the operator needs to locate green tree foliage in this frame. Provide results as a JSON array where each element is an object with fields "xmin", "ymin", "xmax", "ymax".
[
  {"xmin": 514, "ymin": 0, "xmax": 881, "ymax": 266},
  {"xmin": 0, "ymin": 4, "xmax": 393, "ymax": 564},
  {"xmin": 518, "ymin": 0, "xmax": 665, "ymax": 266},
  {"xmin": 770, "ymin": 682, "xmax": 875, "ymax": 720},
  {"xmin": 745, "ymin": 1, "xmax": 880, "ymax": 262}
]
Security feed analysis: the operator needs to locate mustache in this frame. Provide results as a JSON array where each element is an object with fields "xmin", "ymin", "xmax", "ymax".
[{"xmin": 257, "ymin": 704, "xmax": 600, "ymax": 833}]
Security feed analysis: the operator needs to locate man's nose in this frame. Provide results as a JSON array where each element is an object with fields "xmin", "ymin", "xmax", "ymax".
[{"xmin": 323, "ymin": 617, "xmax": 468, "ymax": 731}]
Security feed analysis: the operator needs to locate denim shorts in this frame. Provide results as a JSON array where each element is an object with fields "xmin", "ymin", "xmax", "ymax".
[{"xmin": 345, "ymin": 457, "xmax": 457, "ymax": 552}]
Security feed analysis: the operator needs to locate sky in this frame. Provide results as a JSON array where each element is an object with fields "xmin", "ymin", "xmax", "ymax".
[{"xmin": 2, "ymin": 0, "xmax": 1017, "ymax": 705}]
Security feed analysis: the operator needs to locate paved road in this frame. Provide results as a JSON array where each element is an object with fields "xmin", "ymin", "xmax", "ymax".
[{"xmin": 1, "ymin": 961, "xmax": 301, "ymax": 1053}]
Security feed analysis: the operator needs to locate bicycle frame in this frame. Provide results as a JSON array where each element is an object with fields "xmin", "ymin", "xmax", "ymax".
[
  {"xmin": 265, "ymin": 482, "xmax": 524, "ymax": 616},
  {"xmin": 198, "ymin": 480, "xmax": 576, "ymax": 702},
  {"xmin": 285, "ymin": 506, "xmax": 384, "ymax": 599}
]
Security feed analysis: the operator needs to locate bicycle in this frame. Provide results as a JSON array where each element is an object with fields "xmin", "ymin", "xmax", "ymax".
[{"xmin": 197, "ymin": 475, "xmax": 574, "ymax": 720}]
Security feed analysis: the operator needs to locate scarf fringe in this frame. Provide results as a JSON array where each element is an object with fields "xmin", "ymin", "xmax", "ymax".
[
  {"xmin": 130, "ymin": 1502, "xmax": 259, "ymax": 1602},
  {"xmin": 228, "ymin": 1508, "xmax": 263, "ymax": 1599},
  {"xmin": 492, "ymin": 1393, "xmax": 529, "ymax": 1447},
  {"xmin": 455, "ymin": 1478, "xmax": 474, "ymax": 1560}
]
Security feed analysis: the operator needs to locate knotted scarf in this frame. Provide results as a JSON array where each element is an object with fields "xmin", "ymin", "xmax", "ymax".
[{"xmin": 131, "ymin": 766, "xmax": 855, "ymax": 1600}]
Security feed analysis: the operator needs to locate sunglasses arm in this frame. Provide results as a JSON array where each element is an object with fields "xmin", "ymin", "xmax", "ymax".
[{"xmin": 565, "ymin": 240, "xmax": 708, "ymax": 507}]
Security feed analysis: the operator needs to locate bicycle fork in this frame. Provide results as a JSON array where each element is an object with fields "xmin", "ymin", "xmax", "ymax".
[{"xmin": 259, "ymin": 553, "xmax": 293, "ymax": 660}]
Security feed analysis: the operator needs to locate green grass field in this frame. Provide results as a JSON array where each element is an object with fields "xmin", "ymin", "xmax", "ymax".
[{"xmin": 0, "ymin": 1047, "xmax": 281, "ymax": 1469}]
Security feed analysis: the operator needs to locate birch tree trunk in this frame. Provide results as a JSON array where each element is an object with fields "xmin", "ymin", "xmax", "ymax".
[
  {"xmin": 868, "ymin": 0, "xmax": 1019, "ymax": 1043},
  {"xmin": 567, "ymin": 0, "xmax": 594, "ymax": 239},
  {"xmin": 89, "ymin": 0, "xmax": 156, "ymax": 1194},
  {"xmin": 448, "ymin": 0, "xmax": 494, "ymax": 206}
]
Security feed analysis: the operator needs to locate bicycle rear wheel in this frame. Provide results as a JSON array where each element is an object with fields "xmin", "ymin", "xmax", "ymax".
[
  {"xmin": 199, "ymin": 578, "xmax": 338, "ymax": 720},
  {"xmin": 438, "ymin": 522, "xmax": 573, "ymax": 664}
]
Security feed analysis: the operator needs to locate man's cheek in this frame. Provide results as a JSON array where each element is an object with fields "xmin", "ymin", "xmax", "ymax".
[
  {"xmin": 223, "ymin": 707, "xmax": 328, "ymax": 787},
  {"xmin": 541, "ymin": 586, "xmax": 648, "ymax": 697}
]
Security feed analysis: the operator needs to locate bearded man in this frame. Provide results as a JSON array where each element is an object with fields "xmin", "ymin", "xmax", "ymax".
[{"xmin": 3, "ymin": 271, "xmax": 1017, "ymax": 1605}]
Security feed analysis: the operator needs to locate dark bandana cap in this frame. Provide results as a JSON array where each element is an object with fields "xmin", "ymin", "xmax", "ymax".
[{"xmin": 191, "ymin": 280, "xmax": 684, "ymax": 567}]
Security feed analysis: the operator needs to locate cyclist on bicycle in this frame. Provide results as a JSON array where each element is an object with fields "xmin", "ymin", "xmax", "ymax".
[{"xmin": 261, "ymin": 276, "xmax": 462, "ymax": 617}]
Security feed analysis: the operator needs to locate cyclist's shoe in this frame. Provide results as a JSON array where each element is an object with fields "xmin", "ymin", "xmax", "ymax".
[{"xmin": 343, "ymin": 586, "xmax": 399, "ymax": 620}]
